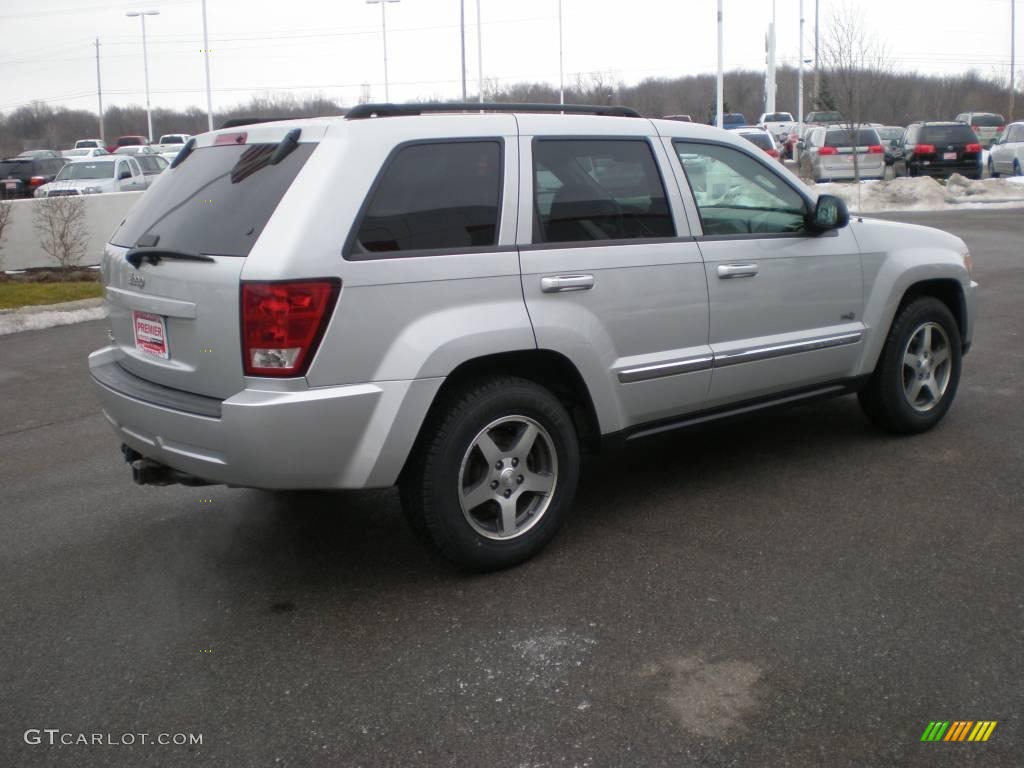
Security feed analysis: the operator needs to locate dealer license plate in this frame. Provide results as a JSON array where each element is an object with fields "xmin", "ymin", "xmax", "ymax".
[
  {"xmin": 132, "ymin": 311, "xmax": 169, "ymax": 359},
  {"xmin": 943, "ymin": 152, "xmax": 957, "ymax": 160}
]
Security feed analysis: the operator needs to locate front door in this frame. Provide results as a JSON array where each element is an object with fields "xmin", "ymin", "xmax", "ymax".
[{"xmin": 669, "ymin": 140, "xmax": 865, "ymax": 409}]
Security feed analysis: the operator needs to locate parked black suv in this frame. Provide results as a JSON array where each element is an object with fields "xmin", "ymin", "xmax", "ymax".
[
  {"xmin": 0, "ymin": 156, "xmax": 68, "ymax": 199},
  {"xmin": 896, "ymin": 122, "xmax": 982, "ymax": 179}
]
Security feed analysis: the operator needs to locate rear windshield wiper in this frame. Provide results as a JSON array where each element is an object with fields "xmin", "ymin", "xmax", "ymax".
[{"xmin": 125, "ymin": 248, "xmax": 215, "ymax": 268}]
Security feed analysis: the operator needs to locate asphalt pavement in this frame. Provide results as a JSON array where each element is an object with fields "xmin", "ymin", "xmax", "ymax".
[{"xmin": 1, "ymin": 209, "xmax": 1022, "ymax": 767}]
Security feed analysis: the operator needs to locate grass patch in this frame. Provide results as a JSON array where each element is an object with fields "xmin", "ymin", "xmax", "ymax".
[{"xmin": 0, "ymin": 281, "xmax": 103, "ymax": 310}]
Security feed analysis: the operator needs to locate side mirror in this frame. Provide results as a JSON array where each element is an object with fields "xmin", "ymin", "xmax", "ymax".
[{"xmin": 809, "ymin": 194, "xmax": 849, "ymax": 232}]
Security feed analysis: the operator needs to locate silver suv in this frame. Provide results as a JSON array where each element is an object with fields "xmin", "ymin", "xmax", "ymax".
[{"xmin": 89, "ymin": 103, "xmax": 978, "ymax": 570}]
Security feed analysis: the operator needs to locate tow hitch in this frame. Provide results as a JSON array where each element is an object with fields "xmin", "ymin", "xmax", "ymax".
[{"xmin": 122, "ymin": 444, "xmax": 217, "ymax": 487}]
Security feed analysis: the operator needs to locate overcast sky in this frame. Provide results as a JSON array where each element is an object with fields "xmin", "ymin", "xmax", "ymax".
[{"xmin": 0, "ymin": 0, "xmax": 1017, "ymax": 116}]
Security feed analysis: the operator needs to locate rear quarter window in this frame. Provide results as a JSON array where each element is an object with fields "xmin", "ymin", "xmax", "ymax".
[{"xmin": 110, "ymin": 142, "xmax": 316, "ymax": 257}]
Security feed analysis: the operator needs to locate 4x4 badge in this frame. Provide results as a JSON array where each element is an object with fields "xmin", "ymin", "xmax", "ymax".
[{"xmin": 129, "ymin": 273, "xmax": 145, "ymax": 289}]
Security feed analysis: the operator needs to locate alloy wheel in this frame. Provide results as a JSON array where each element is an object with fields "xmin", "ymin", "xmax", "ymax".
[{"xmin": 901, "ymin": 322, "xmax": 952, "ymax": 412}]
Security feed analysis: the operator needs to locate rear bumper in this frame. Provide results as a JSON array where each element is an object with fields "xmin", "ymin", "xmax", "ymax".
[
  {"xmin": 911, "ymin": 161, "xmax": 981, "ymax": 178},
  {"xmin": 818, "ymin": 163, "xmax": 885, "ymax": 180},
  {"xmin": 89, "ymin": 346, "xmax": 442, "ymax": 490}
]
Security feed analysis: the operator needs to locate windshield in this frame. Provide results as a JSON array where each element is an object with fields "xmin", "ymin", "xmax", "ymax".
[
  {"xmin": 969, "ymin": 114, "xmax": 1004, "ymax": 127},
  {"xmin": 111, "ymin": 142, "xmax": 315, "ymax": 257},
  {"xmin": 876, "ymin": 127, "xmax": 904, "ymax": 140},
  {"xmin": 741, "ymin": 132, "xmax": 773, "ymax": 150},
  {"xmin": 825, "ymin": 129, "xmax": 880, "ymax": 147},
  {"xmin": 56, "ymin": 161, "xmax": 115, "ymax": 180},
  {"xmin": 921, "ymin": 125, "xmax": 978, "ymax": 144},
  {"xmin": 763, "ymin": 113, "xmax": 792, "ymax": 122}
]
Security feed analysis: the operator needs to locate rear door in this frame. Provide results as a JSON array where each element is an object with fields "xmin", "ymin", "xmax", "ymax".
[
  {"xmin": 669, "ymin": 139, "xmax": 864, "ymax": 408},
  {"xmin": 517, "ymin": 118, "xmax": 711, "ymax": 431},
  {"xmin": 103, "ymin": 124, "xmax": 324, "ymax": 399}
]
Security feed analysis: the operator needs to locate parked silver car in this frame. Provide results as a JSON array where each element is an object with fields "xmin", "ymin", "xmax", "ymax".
[
  {"xmin": 799, "ymin": 126, "xmax": 885, "ymax": 182},
  {"xmin": 987, "ymin": 121, "xmax": 1024, "ymax": 177},
  {"xmin": 90, "ymin": 104, "xmax": 977, "ymax": 570},
  {"xmin": 35, "ymin": 157, "xmax": 148, "ymax": 197}
]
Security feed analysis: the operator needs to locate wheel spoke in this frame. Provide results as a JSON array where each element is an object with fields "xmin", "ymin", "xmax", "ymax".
[
  {"xmin": 903, "ymin": 351, "xmax": 919, "ymax": 370},
  {"xmin": 931, "ymin": 346, "xmax": 949, "ymax": 367},
  {"xmin": 906, "ymin": 379, "xmax": 923, "ymax": 404},
  {"xmin": 498, "ymin": 497, "xmax": 518, "ymax": 535},
  {"xmin": 520, "ymin": 470, "xmax": 555, "ymax": 496},
  {"xmin": 922, "ymin": 375, "xmax": 940, "ymax": 403},
  {"xmin": 920, "ymin": 325, "xmax": 932, "ymax": 354},
  {"xmin": 474, "ymin": 431, "xmax": 502, "ymax": 464},
  {"xmin": 461, "ymin": 478, "xmax": 494, "ymax": 511},
  {"xmin": 510, "ymin": 422, "xmax": 539, "ymax": 459}
]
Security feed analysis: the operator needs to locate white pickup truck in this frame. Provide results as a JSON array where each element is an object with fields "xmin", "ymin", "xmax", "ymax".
[
  {"xmin": 154, "ymin": 134, "xmax": 191, "ymax": 156},
  {"xmin": 758, "ymin": 112, "xmax": 796, "ymax": 142}
]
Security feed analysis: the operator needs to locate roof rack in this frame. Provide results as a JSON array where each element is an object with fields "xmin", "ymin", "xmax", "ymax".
[
  {"xmin": 219, "ymin": 116, "xmax": 308, "ymax": 129},
  {"xmin": 345, "ymin": 102, "xmax": 642, "ymax": 120}
]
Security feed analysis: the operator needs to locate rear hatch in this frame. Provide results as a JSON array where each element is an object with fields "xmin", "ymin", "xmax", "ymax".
[
  {"xmin": 917, "ymin": 124, "xmax": 981, "ymax": 166},
  {"xmin": 968, "ymin": 114, "xmax": 1004, "ymax": 145},
  {"xmin": 821, "ymin": 128, "xmax": 883, "ymax": 166},
  {"xmin": 103, "ymin": 123, "xmax": 321, "ymax": 399},
  {"xmin": 0, "ymin": 159, "xmax": 33, "ymax": 198}
]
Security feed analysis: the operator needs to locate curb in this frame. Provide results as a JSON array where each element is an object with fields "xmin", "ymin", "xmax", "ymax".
[{"xmin": 0, "ymin": 298, "xmax": 107, "ymax": 336}]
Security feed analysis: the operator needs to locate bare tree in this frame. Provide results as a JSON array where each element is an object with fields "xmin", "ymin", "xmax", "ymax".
[
  {"xmin": 33, "ymin": 196, "xmax": 88, "ymax": 271},
  {"xmin": 0, "ymin": 200, "xmax": 12, "ymax": 268},
  {"xmin": 819, "ymin": 4, "xmax": 893, "ymax": 184}
]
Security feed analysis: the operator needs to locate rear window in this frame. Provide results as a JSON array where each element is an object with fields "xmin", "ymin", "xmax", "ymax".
[
  {"xmin": 969, "ymin": 114, "xmax": 1004, "ymax": 127},
  {"xmin": 763, "ymin": 113, "xmax": 792, "ymax": 122},
  {"xmin": 0, "ymin": 160, "xmax": 31, "ymax": 178},
  {"xmin": 159, "ymin": 135, "xmax": 185, "ymax": 144},
  {"xmin": 876, "ymin": 127, "xmax": 903, "ymax": 140},
  {"xmin": 116, "ymin": 137, "xmax": 144, "ymax": 146},
  {"xmin": 110, "ymin": 142, "xmax": 316, "ymax": 257},
  {"xmin": 920, "ymin": 125, "xmax": 978, "ymax": 144},
  {"xmin": 810, "ymin": 111, "xmax": 843, "ymax": 122},
  {"xmin": 741, "ymin": 132, "xmax": 773, "ymax": 150},
  {"xmin": 825, "ymin": 129, "xmax": 880, "ymax": 147}
]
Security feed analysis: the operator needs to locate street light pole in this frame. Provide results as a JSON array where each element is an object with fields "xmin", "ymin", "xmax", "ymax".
[
  {"xmin": 460, "ymin": 0, "xmax": 467, "ymax": 100},
  {"xmin": 798, "ymin": 0, "xmax": 804, "ymax": 135},
  {"xmin": 814, "ymin": 0, "xmax": 820, "ymax": 108},
  {"xmin": 1011, "ymin": 0, "xmax": 1016, "ymax": 121},
  {"xmin": 201, "ymin": 0, "xmax": 214, "ymax": 132},
  {"xmin": 95, "ymin": 37, "xmax": 104, "ymax": 142},
  {"xmin": 558, "ymin": 0, "xmax": 564, "ymax": 105},
  {"xmin": 476, "ymin": 0, "xmax": 483, "ymax": 103},
  {"xmin": 716, "ymin": 0, "xmax": 724, "ymax": 128},
  {"xmin": 367, "ymin": 0, "xmax": 399, "ymax": 102},
  {"xmin": 126, "ymin": 10, "xmax": 159, "ymax": 142}
]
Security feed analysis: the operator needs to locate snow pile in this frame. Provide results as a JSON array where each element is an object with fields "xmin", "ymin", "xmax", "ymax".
[
  {"xmin": 0, "ymin": 299, "xmax": 107, "ymax": 336},
  {"xmin": 816, "ymin": 175, "xmax": 1024, "ymax": 212}
]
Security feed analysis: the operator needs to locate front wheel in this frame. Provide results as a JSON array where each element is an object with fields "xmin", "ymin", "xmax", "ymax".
[
  {"xmin": 400, "ymin": 376, "xmax": 580, "ymax": 571},
  {"xmin": 858, "ymin": 297, "xmax": 962, "ymax": 434}
]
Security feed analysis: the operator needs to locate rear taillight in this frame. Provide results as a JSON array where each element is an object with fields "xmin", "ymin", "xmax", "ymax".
[
  {"xmin": 965, "ymin": 143, "xmax": 981, "ymax": 153},
  {"xmin": 241, "ymin": 279, "xmax": 340, "ymax": 377},
  {"xmin": 215, "ymin": 132, "xmax": 248, "ymax": 146},
  {"xmin": 766, "ymin": 148, "xmax": 779, "ymax": 157},
  {"xmin": 913, "ymin": 144, "xmax": 935, "ymax": 155},
  {"xmin": 867, "ymin": 145, "xmax": 884, "ymax": 154},
  {"xmin": 28, "ymin": 176, "xmax": 46, "ymax": 187},
  {"xmin": 995, "ymin": 126, "xmax": 1005, "ymax": 132},
  {"xmin": 818, "ymin": 146, "xmax": 838, "ymax": 155}
]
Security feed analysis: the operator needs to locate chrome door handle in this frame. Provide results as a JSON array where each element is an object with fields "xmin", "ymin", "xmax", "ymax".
[
  {"xmin": 541, "ymin": 274, "xmax": 595, "ymax": 293},
  {"xmin": 717, "ymin": 263, "xmax": 759, "ymax": 279}
]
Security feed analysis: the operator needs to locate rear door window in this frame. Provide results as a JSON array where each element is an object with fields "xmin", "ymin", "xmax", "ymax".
[
  {"xmin": 532, "ymin": 139, "xmax": 674, "ymax": 243},
  {"xmin": 349, "ymin": 140, "xmax": 502, "ymax": 257},
  {"xmin": 110, "ymin": 142, "xmax": 316, "ymax": 257}
]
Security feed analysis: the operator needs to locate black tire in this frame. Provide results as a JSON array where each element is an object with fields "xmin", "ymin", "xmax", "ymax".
[
  {"xmin": 988, "ymin": 159, "xmax": 999, "ymax": 178},
  {"xmin": 1014, "ymin": 160, "xmax": 1022, "ymax": 177},
  {"xmin": 858, "ymin": 297, "xmax": 962, "ymax": 434},
  {"xmin": 400, "ymin": 376, "xmax": 580, "ymax": 571}
]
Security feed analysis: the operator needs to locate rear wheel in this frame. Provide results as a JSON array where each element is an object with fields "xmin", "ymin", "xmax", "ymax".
[
  {"xmin": 988, "ymin": 158, "xmax": 999, "ymax": 178},
  {"xmin": 400, "ymin": 376, "xmax": 580, "ymax": 571},
  {"xmin": 858, "ymin": 297, "xmax": 962, "ymax": 434},
  {"xmin": 1014, "ymin": 160, "xmax": 1022, "ymax": 177}
]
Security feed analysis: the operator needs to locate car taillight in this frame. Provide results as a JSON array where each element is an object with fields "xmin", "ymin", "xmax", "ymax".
[
  {"xmin": 241, "ymin": 279, "xmax": 340, "ymax": 377},
  {"xmin": 913, "ymin": 144, "xmax": 935, "ymax": 155},
  {"xmin": 215, "ymin": 132, "xmax": 248, "ymax": 146},
  {"xmin": 964, "ymin": 143, "xmax": 981, "ymax": 153},
  {"xmin": 766, "ymin": 148, "xmax": 779, "ymax": 158},
  {"xmin": 867, "ymin": 145, "xmax": 884, "ymax": 154},
  {"xmin": 818, "ymin": 146, "xmax": 838, "ymax": 155},
  {"xmin": 995, "ymin": 126, "xmax": 1005, "ymax": 132},
  {"xmin": 28, "ymin": 176, "xmax": 46, "ymax": 186}
]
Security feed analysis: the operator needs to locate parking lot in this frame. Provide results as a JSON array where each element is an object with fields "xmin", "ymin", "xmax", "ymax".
[{"xmin": 1, "ymin": 208, "xmax": 1021, "ymax": 766}]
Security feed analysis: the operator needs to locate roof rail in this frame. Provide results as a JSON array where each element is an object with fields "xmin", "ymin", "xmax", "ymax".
[
  {"xmin": 345, "ymin": 102, "xmax": 642, "ymax": 120},
  {"xmin": 219, "ymin": 116, "xmax": 309, "ymax": 129}
]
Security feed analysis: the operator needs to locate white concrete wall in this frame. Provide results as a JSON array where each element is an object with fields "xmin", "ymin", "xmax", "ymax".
[{"xmin": 0, "ymin": 192, "xmax": 143, "ymax": 271}]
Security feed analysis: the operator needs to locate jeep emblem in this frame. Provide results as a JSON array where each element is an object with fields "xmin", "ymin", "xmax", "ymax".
[{"xmin": 129, "ymin": 272, "xmax": 145, "ymax": 289}]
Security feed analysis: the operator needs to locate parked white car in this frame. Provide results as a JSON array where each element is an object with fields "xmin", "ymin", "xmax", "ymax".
[
  {"xmin": 155, "ymin": 133, "xmax": 191, "ymax": 154},
  {"xmin": 61, "ymin": 147, "xmax": 110, "ymax": 158},
  {"xmin": 987, "ymin": 122, "xmax": 1024, "ymax": 177},
  {"xmin": 758, "ymin": 111, "xmax": 795, "ymax": 143},
  {"xmin": 34, "ymin": 156, "xmax": 148, "ymax": 197},
  {"xmin": 74, "ymin": 138, "xmax": 105, "ymax": 149}
]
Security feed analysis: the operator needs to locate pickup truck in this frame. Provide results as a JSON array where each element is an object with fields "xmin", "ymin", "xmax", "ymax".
[
  {"xmin": 759, "ymin": 111, "xmax": 796, "ymax": 142},
  {"xmin": 154, "ymin": 133, "xmax": 191, "ymax": 155}
]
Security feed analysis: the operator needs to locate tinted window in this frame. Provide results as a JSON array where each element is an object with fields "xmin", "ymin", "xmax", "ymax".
[
  {"xmin": 920, "ymin": 125, "xmax": 977, "ymax": 144},
  {"xmin": 0, "ymin": 160, "xmax": 31, "ymax": 178},
  {"xmin": 674, "ymin": 141, "xmax": 807, "ymax": 236},
  {"xmin": 532, "ymin": 139, "xmax": 674, "ymax": 243},
  {"xmin": 970, "ymin": 114, "xmax": 1004, "ymax": 127},
  {"xmin": 160, "ymin": 135, "xmax": 185, "ymax": 144},
  {"xmin": 763, "ymin": 113, "xmax": 792, "ymax": 122},
  {"xmin": 741, "ymin": 132, "xmax": 773, "ymax": 150},
  {"xmin": 110, "ymin": 142, "xmax": 316, "ymax": 257},
  {"xmin": 351, "ymin": 141, "xmax": 501, "ymax": 256},
  {"xmin": 825, "ymin": 129, "xmax": 880, "ymax": 147},
  {"xmin": 876, "ymin": 127, "xmax": 903, "ymax": 140}
]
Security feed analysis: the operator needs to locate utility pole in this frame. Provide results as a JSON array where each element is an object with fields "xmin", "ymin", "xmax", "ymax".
[
  {"xmin": 766, "ymin": 0, "xmax": 776, "ymax": 113},
  {"xmin": 1011, "ymin": 0, "xmax": 1017, "ymax": 121},
  {"xmin": 558, "ymin": 0, "xmax": 564, "ymax": 105},
  {"xmin": 716, "ymin": 0, "xmax": 724, "ymax": 128},
  {"xmin": 201, "ymin": 0, "xmax": 214, "ymax": 132},
  {"xmin": 460, "ymin": 0, "xmax": 467, "ymax": 101},
  {"xmin": 94, "ymin": 37, "xmax": 104, "ymax": 142},
  {"xmin": 814, "ymin": 0, "xmax": 820, "ymax": 108},
  {"xmin": 798, "ymin": 0, "xmax": 804, "ymax": 136},
  {"xmin": 476, "ymin": 0, "xmax": 483, "ymax": 103}
]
